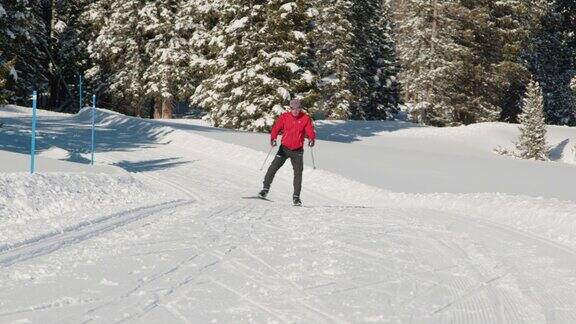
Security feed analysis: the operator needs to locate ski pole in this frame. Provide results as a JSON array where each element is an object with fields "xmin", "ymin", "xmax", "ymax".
[
  {"xmin": 310, "ymin": 146, "xmax": 317, "ymax": 170},
  {"xmin": 260, "ymin": 145, "xmax": 274, "ymax": 171}
]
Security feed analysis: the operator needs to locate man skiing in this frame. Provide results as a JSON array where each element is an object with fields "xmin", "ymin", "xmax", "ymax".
[{"xmin": 258, "ymin": 98, "xmax": 316, "ymax": 206}]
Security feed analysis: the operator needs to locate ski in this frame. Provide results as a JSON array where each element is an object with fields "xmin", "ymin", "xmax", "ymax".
[
  {"xmin": 242, "ymin": 196, "xmax": 273, "ymax": 202},
  {"xmin": 301, "ymin": 205, "xmax": 373, "ymax": 209}
]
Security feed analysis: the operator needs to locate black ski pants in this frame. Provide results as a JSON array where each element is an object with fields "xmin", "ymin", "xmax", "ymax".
[{"xmin": 263, "ymin": 145, "xmax": 304, "ymax": 197}]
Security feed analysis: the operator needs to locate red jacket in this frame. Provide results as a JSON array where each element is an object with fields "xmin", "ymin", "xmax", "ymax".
[{"xmin": 271, "ymin": 112, "xmax": 316, "ymax": 150}]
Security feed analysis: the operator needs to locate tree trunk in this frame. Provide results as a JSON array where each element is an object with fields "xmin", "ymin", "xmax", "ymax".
[
  {"xmin": 161, "ymin": 96, "xmax": 173, "ymax": 119},
  {"xmin": 134, "ymin": 97, "xmax": 143, "ymax": 117},
  {"xmin": 421, "ymin": 0, "xmax": 439, "ymax": 125},
  {"xmin": 153, "ymin": 97, "xmax": 163, "ymax": 119}
]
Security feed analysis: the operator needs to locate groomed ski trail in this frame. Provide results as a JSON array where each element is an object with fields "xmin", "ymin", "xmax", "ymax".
[{"xmin": 1, "ymin": 111, "xmax": 576, "ymax": 323}]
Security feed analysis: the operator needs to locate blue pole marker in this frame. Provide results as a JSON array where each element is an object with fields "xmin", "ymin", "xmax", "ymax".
[
  {"xmin": 91, "ymin": 94, "xmax": 96, "ymax": 165},
  {"xmin": 30, "ymin": 91, "xmax": 38, "ymax": 174},
  {"xmin": 79, "ymin": 74, "xmax": 83, "ymax": 111}
]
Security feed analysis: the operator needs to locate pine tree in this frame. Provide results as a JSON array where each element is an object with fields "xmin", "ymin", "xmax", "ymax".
[
  {"xmin": 0, "ymin": 3, "xmax": 7, "ymax": 103},
  {"xmin": 139, "ymin": 0, "xmax": 209, "ymax": 119},
  {"xmin": 311, "ymin": 0, "xmax": 399, "ymax": 120},
  {"xmin": 516, "ymin": 80, "xmax": 548, "ymax": 160},
  {"xmin": 527, "ymin": 0, "xmax": 576, "ymax": 125},
  {"xmin": 487, "ymin": 0, "xmax": 548, "ymax": 123},
  {"xmin": 0, "ymin": 59, "xmax": 8, "ymax": 104},
  {"xmin": 0, "ymin": 0, "xmax": 89, "ymax": 111},
  {"xmin": 311, "ymin": 0, "xmax": 355, "ymax": 119},
  {"xmin": 395, "ymin": 0, "xmax": 472, "ymax": 126},
  {"xmin": 192, "ymin": 0, "xmax": 318, "ymax": 131},
  {"xmin": 394, "ymin": 0, "xmax": 547, "ymax": 126},
  {"xmin": 177, "ymin": 0, "xmax": 217, "ymax": 101},
  {"xmin": 87, "ymin": 0, "xmax": 149, "ymax": 116},
  {"xmin": 0, "ymin": 0, "xmax": 33, "ymax": 103},
  {"xmin": 142, "ymin": 0, "xmax": 177, "ymax": 119},
  {"xmin": 55, "ymin": 0, "xmax": 91, "ymax": 112},
  {"xmin": 350, "ymin": 0, "xmax": 400, "ymax": 120}
]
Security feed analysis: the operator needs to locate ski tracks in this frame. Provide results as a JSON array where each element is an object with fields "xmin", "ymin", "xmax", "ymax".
[
  {"xmin": 4, "ymin": 130, "xmax": 576, "ymax": 323},
  {"xmin": 409, "ymin": 209, "xmax": 576, "ymax": 324},
  {"xmin": 0, "ymin": 200, "xmax": 194, "ymax": 268}
]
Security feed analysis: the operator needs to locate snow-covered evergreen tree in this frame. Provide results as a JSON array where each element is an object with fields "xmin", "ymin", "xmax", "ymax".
[
  {"xmin": 192, "ymin": 0, "xmax": 318, "ymax": 131},
  {"xmin": 350, "ymin": 0, "xmax": 399, "ymax": 120},
  {"xmin": 311, "ymin": 0, "xmax": 399, "ymax": 120},
  {"xmin": 487, "ymin": 0, "xmax": 548, "ymax": 123},
  {"xmin": 527, "ymin": 0, "xmax": 576, "ymax": 125},
  {"xmin": 312, "ymin": 0, "xmax": 355, "ymax": 119},
  {"xmin": 0, "ymin": 59, "xmax": 8, "ymax": 104},
  {"xmin": 395, "ymin": 0, "xmax": 547, "ymax": 126},
  {"xmin": 0, "ymin": 4, "xmax": 7, "ymax": 103},
  {"xmin": 142, "ymin": 0, "xmax": 178, "ymax": 119},
  {"xmin": 395, "ymin": 0, "xmax": 471, "ymax": 126},
  {"xmin": 140, "ymin": 0, "xmax": 210, "ymax": 119},
  {"xmin": 0, "ymin": 0, "xmax": 33, "ymax": 103},
  {"xmin": 177, "ymin": 0, "xmax": 217, "ymax": 101},
  {"xmin": 516, "ymin": 80, "xmax": 548, "ymax": 161},
  {"xmin": 0, "ymin": 0, "xmax": 89, "ymax": 110},
  {"xmin": 87, "ymin": 0, "xmax": 149, "ymax": 116}
]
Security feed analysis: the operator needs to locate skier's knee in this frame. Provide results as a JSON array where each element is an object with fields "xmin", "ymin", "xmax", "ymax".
[{"xmin": 294, "ymin": 166, "xmax": 303, "ymax": 176}]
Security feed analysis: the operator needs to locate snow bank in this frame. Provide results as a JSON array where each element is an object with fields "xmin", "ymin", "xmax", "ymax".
[
  {"xmin": 0, "ymin": 106, "xmax": 174, "ymax": 248},
  {"xmin": 0, "ymin": 150, "xmax": 122, "ymax": 174},
  {"xmin": 335, "ymin": 119, "xmax": 576, "ymax": 163},
  {"xmin": 0, "ymin": 105, "xmax": 67, "ymax": 117},
  {"xmin": 0, "ymin": 172, "xmax": 166, "ymax": 249}
]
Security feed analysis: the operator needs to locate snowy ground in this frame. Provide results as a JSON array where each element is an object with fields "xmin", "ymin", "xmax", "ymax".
[{"xmin": 1, "ymin": 105, "xmax": 576, "ymax": 323}]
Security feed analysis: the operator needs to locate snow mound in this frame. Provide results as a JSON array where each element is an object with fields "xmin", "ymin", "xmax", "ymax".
[
  {"xmin": 37, "ymin": 146, "xmax": 70, "ymax": 160},
  {"xmin": 0, "ymin": 172, "xmax": 167, "ymax": 248},
  {"xmin": 0, "ymin": 105, "xmax": 68, "ymax": 117}
]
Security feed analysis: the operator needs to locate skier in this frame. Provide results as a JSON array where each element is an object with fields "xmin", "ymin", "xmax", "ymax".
[{"xmin": 258, "ymin": 98, "xmax": 316, "ymax": 206}]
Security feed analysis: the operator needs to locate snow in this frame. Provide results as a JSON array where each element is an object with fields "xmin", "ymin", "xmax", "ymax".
[
  {"xmin": 269, "ymin": 57, "xmax": 286, "ymax": 66},
  {"xmin": 0, "ymin": 171, "xmax": 165, "ymax": 249},
  {"xmin": 225, "ymin": 17, "xmax": 248, "ymax": 33},
  {"xmin": 2, "ymin": 104, "xmax": 576, "ymax": 322},
  {"xmin": 301, "ymin": 70, "xmax": 314, "ymax": 83},
  {"xmin": 277, "ymin": 87, "xmax": 291, "ymax": 100},
  {"xmin": 286, "ymin": 62, "xmax": 300, "ymax": 72},
  {"xmin": 280, "ymin": 3, "xmax": 296, "ymax": 13},
  {"xmin": 9, "ymin": 66, "xmax": 18, "ymax": 81},
  {"xmin": 53, "ymin": 20, "xmax": 67, "ymax": 33},
  {"xmin": 293, "ymin": 30, "xmax": 306, "ymax": 41}
]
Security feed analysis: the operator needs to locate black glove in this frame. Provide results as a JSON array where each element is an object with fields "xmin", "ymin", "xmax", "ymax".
[
  {"xmin": 271, "ymin": 139, "xmax": 278, "ymax": 147},
  {"xmin": 308, "ymin": 140, "xmax": 315, "ymax": 147}
]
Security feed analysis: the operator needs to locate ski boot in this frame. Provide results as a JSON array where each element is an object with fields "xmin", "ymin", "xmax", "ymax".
[{"xmin": 293, "ymin": 195, "xmax": 302, "ymax": 206}]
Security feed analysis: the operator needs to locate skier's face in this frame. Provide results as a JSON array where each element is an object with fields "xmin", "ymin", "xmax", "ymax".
[{"xmin": 291, "ymin": 107, "xmax": 301, "ymax": 117}]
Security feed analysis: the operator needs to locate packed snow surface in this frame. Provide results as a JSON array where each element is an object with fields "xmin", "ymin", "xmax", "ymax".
[{"xmin": 2, "ymin": 105, "xmax": 576, "ymax": 323}]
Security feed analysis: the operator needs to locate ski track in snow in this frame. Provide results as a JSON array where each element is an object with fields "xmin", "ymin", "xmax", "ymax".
[
  {"xmin": 1, "ymin": 108, "xmax": 576, "ymax": 323},
  {"xmin": 0, "ymin": 200, "xmax": 194, "ymax": 267}
]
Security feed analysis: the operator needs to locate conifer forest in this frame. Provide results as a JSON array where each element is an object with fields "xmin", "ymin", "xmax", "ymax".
[{"xmin": 1, "ymin": 0, "xmax": 575, "ymax": 131}]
